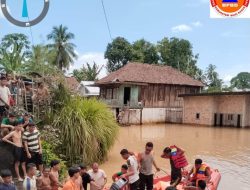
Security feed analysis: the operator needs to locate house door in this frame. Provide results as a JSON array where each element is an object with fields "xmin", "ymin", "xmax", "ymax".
[
  {"xmin": 237, "ymin": 114, "xmax": 241, "ymax": 128},
  {"xmin": 219, "ymin": 114, "xmax": 223, "ymax": 127},
  {"xmin": 124, "ymin": 87, "xmax": 131, "ymax": 105},
  {"xmin": 214, "ymin": 113, "xmax": 217, "ymax": 126}
]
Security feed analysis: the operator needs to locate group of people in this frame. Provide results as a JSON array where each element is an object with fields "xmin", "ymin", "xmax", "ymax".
[
  {"xmin": 0, "ymin": 74, "xmax": 50, "ymax": 117},
  {"xmin": 118, "ymin": 143, "xmax": 211, "ymax": 190}
]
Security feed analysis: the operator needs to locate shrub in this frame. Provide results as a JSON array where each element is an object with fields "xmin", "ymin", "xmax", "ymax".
[{"xmin": 52, "ymin": 97, "xmax": 119, "ymax": 165}]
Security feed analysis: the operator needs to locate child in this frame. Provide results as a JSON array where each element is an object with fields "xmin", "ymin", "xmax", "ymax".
[
  {"xmin": 112, "ymin": 164, "xmax": 128, "ymax": 182},
  {"xmin": 2, "ymin": 120, "xmax": 26, "ymax": 181},
  {"xmin": 0, "ymin": 169, "xmax": 17, "ymax": 190}
]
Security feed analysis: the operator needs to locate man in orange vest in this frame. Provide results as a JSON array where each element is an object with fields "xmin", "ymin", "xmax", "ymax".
[{"xmin": 187, "ymin": 159, "xmax": 211, "ymax": 186}]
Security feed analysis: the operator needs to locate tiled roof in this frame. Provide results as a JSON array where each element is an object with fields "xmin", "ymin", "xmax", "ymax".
[{"xmin": 96, "ymin": 62, "xmax": 204, "ymax": 87}]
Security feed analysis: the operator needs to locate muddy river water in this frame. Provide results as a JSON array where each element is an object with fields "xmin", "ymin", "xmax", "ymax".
[{"xmin": 100, "ymin": 124, "xmax": 250, "ymax": 190}]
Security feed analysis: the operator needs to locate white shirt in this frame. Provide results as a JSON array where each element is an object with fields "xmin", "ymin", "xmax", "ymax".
[
  {"xmin": 0, "ymin": 86, "xmax": 10, "ymax": 106},
  {"xmin": 23, "ymin": 176, "xmax": 37, "ymax": 190},
  {"xmin": 127, "ymin": 155, "xmax": 139, "ymax": 184},
  {"xmin": 88, "ymin": 169, "xmax": 107, "ymax": 190}
]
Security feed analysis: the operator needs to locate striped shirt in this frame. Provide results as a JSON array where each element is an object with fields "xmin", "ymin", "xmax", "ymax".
[{"xmin": 23, "ymin": 129, "xmax": 40, "ymax": 153}]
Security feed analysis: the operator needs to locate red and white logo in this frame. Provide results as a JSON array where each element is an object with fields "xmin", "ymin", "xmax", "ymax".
[{"xmin": 210, "ymin": 0, "xmax": 250, "ymax": 18}]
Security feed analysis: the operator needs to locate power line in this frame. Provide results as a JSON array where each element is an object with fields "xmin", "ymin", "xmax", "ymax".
[{"xmin": 101, "ymin": 0, "xmax": 112, "ymax": 41}]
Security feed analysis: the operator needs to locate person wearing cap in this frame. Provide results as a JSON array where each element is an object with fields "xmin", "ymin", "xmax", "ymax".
[
  {"xmin": 2, "ymin": 120, "xmax": 26, "ymax": 181},
  {"xmin": 0, "ymin": 169, "xmax": 17, "ymax": 190},
  {"xmin": 49, "ymin": 160, "xmax": 63, "ymax": 190},
  {"xmin": 79, "ymin": 164, "xmax": 94, "ymax": 190},
  {"xmin": 62, "ymin": 167, "xmax": 81, "ymax": 190},
  {"xmin": 23, "ymin": 122, "xmax": 43, "ymax": 172}
]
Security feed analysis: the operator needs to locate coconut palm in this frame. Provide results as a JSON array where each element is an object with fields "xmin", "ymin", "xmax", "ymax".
[
  {"xmin": 0, "ymin": 33, "xmax": 31, "ymax": 74},
  {"xmin": 47, "ymin": 25, "xmax": 77, "ymax": 71}
]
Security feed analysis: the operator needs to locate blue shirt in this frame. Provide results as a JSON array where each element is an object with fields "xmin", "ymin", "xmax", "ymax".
[{"xmin": 0, "ymin": 183, "xmax": 17, "ymax": 190}]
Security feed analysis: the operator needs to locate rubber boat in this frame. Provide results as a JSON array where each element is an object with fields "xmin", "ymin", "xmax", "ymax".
[{"xmin": 153, "ymin": 169, "xmax": 221, "ymax": 190}]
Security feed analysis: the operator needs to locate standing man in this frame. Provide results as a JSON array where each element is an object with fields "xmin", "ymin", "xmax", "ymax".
[
  {"xmin": 79, "ymin": 164, "xmax": 94, "ymax": 190},
  {"xmin": 62, "ymin": 167, "xmax": 80, "ymax": 190},
  {"xmin": 88, "ymin": 163, "xmax": 107, "ymax": 190},
  {"xmin": 50, "ymin": 160, "xmax": 63, "ymax": 190},
  {"xmin": 2, "ymin": 121, "xmax": 26, "ymax": 181},
  {"xmin": 120, "ymin": 149, "xmax": 140, "ymax": 190},
  {"xmin": 23, "ymin": 163, "xmax": 37, "ymax": 190},
  {"xmin": 23, "ymin": 123, "xmax": 43, "ymax": 172},
  {"xmin": 0, "ymin": 77, "xmax": 11, "ymax": 117},
  {"xmin": 138, "ymin": 142, "xmax": 160, "ymax": 190}
]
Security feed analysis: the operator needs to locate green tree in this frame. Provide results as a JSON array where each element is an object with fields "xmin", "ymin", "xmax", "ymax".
[
  {"xmin": 72, "ymin": 62, "xmax": 103, "ymax": 82},
  {"xmin": 0, "ymin": 33, "xmax": 31, "ymax": 74},
  {"xmin": 157, "ymin": 37, "xmax": 200, "ymax": 79},
  {"xmin": 47, "ymin": 25, "xmax": 77, "ymax": 71},
  {"xmin": 132, "ymin": 39, "xmax": 159, "ymax": 64},
  {"xmin": 204, "ymin": 64, "xmax": 223, "ymax": 92},
  {"xmin": 105, "ymin": 37, "xmax": 133, "ymax": 73},
  {"xmin": 230, "ymin": 72, "xmax": 250, "ymax": 90}
]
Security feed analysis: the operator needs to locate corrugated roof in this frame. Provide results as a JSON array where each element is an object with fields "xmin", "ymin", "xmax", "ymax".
[
  {"xmin": 79, "ymin": 81, "xmax": 100, "ymax": 95},
  {"xmin": 96, "ymin": 62, "xmax": 204, "ymax": 87}
]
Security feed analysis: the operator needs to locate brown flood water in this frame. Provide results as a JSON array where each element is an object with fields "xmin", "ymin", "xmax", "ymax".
[{"xmin": 100, "ymin": 124, "xmax": 250, "ymax": 190}]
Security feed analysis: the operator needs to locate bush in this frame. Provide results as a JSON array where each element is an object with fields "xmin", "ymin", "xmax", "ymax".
[
  {"xmin": 52, "ymin": 97, "xmax": 119, "ymax": 165},
  {"xmin": 42, "ymin": 141, "xmax": 67, "ymax": 180}
]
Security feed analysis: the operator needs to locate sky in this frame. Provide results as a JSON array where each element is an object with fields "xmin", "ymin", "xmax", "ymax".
[{"xmin": 0, "ymin": 0, "xmax": 250, "ymax": 84}]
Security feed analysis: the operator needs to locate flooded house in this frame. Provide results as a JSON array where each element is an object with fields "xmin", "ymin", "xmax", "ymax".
[
  {"xmin": 95, "ymin": 63, "xmax": 204, "ymax": 124},
  {"xmin": 180, "ymin": 91, "xmax": 250, "ymax": 128}
]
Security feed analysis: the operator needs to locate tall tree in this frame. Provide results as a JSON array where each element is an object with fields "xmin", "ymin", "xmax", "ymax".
[
  {"xmin": 157, "ymin": 37, "xmax": 200, "ymax": 79},
  {"xmin": 47, "ymin": 25, "xmax": 77, "ymax": 71},
  {"xmin": 24, "ymin": 45, "xmax": 58, "ymax": 76},
  {"xmin": 0, "ymin": 33, "xmax": 31, "ymax": 74},
  {"xmin": 72, "ymin": 62, "xmax": 103, "ymax": 82},
  {"xmin": 230, "ymin": 72, "xmax": 250, "ymax": 90},
  {"xmin": 132, "ymin": 39, "xmax": 159, "ymax": 64},
  {"xmin": 204, "ymin": 64, "xmax": 223, "ymax": 92},
  {"xmin": 105, "ymin": 37, "xmax": 133, "ymax": 73}
]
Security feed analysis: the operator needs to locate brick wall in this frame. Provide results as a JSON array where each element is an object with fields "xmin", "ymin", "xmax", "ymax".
[{"xmin": 182, "ymin": 94, "xmax": 250, "ymax": 127}]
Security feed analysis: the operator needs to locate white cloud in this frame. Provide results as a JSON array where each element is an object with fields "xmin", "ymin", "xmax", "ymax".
[
  {"xmin": 171, "ymin": 24, "xmax": 192, "ymax": 33},
  {"xmin": 222, "ymin": 74, "xmax": 233, "ymax": 85},
  {"xmin": 68, "ymin": 52, "xmax": 107, "ymax": 79},
  {"xmin": 192, "ymin": 21, "xmax": 203, "ymax": 27}
]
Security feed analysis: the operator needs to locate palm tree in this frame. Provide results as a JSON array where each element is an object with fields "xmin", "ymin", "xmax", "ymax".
[
  {"xmin": 0, "ymin": 33, "xmax": 31, "ymax": 75},
  {"xmin": 84, "ymin": 62, "xmax": 103, "ymax": 81},
  {"xmin": 47, "ymin": 25, "xmax": 77, "ymax": 71}
]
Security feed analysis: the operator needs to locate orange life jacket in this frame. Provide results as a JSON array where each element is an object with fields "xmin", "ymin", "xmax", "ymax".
[
  {"xmin": 192, "ymin": 164, "xmax": 209, "ymax": 186},
  {"xmin": 170, "ymin": 146, "xmax": 188, "ymax": 169}
]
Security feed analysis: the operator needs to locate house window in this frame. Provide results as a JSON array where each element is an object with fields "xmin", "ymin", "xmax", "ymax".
[
  {"xmin": 228, "ymin": 114, "xmax": 233, "ymax": 121},
  {"xmin": 112, "ymin": 88, "xmax": 118, "ymax": 99},
  {"xmin": 106, "ymin": 89, "xmax": 112, "ymax": 99},
  {"xmin": 158, "ymin": 86, "xmax": 165, "ymax": 101},
  {"xmin": 196, "ymin": 113, "xmax": 200, "ymax": 120}
]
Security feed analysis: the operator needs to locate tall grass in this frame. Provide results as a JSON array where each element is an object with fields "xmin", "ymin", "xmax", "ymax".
[{"xmin": 52, "ymin": 97, "xmax": 119, "ymax": 165}]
